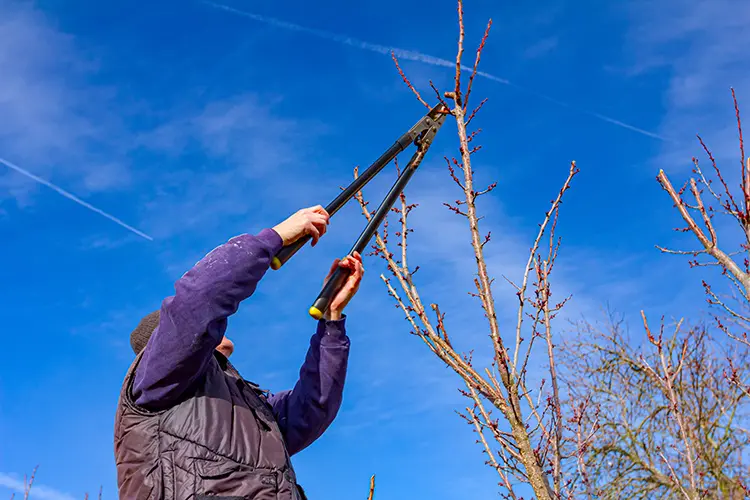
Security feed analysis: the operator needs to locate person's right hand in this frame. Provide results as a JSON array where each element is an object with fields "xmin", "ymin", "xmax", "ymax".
[{"xmin": 272, "ymin": 205, "xmax": 330, "ymax": 247}]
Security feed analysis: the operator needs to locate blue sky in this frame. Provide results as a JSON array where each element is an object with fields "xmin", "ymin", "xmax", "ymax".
[{"xmin": 1, "ymin": 0, "xmax": 748, "ymax": 498}]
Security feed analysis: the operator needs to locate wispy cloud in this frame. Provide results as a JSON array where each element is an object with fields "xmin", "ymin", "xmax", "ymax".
[
  {"xmin": 200, "ymin": 1, "xmax": 668, "ymax": 142},
  {"xmin": 138, "ymin": 93, "xmax": 319, "ymax": 176},
  {"xmin": 136, "ymin": 93, "xmax": 328, "ymax": 241},
  {"xmin": 0, "ymin": 473, "xmax": 77, "ymax": 500},
  {"xmin": 523, "ymin": 36, "xmax": 559, "ymax": 59},
  {"xmin": 0, "ymin": 2, "xmax": 92, "ymax": 164},
  {"xmin": 0, "ymin": 1, "xmax": 138, "ymax": 208},
  {"xmin": 0, "ymin": 157, "xmax": 152, "ymax": 241},
  {"xmin": 624, "ymin": 0, "xmax": 750, "ymax": 170}
]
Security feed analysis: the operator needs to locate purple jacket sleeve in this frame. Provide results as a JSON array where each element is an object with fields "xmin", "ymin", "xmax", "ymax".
[
  {"xmin": 132, "ymin": 228, "xmax": 284, "ymax": 410},
  {"xmin": 131, "ymin": 227, "xmax": 352, "ymax": 455},
  {"xmin": 267, "ymin": 317, "xmax": 350, "ymax": 456}
]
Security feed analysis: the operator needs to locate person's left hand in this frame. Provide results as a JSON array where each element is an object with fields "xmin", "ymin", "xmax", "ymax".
[{"xmin": 324, "ymin": 251, "xmax": 364, "ymax": 321}]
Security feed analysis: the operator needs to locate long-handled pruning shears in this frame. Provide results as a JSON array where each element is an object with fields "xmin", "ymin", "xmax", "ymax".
[{"xmin": 270, "ymin": 103, "xmax": 449, "ymax": 319}]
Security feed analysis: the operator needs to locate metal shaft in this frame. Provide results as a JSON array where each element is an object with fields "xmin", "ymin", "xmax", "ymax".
[
  {"xmin": 271, "ymin": 103, "xmax": 446, "ymax": 270},
  {"xmin": 308, "ymin": 146, "xmax": 425, "ymax": 319}
]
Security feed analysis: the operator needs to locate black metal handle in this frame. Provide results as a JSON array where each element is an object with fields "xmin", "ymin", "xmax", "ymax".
[
  {"xmin": 271, "ymin": 235, "xmax": 313, "ymax": 270},
  {"xmin": 308, "ymin": 267, "xmax": 351, "ymax": 320},
  {"xmin": 270, "ymin": 139, "xmax": 409, "ymax": 271},
  {"xmin": 308, "ymin": 148, "xmax": 423, "ymax": 319},
  {"xmin": 270, "ymin": 104, "xmax": 446, "ymax": 271}
]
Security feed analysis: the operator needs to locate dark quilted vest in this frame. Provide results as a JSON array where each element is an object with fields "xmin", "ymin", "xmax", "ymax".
[{"xmin": 114, "ymin": 350, "xmax": 303, "ymax": 500}]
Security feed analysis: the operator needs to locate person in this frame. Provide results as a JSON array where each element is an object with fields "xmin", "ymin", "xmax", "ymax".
[{"xmin": 113, "ymin": 205, "xmax": 364, "ymax": 500}]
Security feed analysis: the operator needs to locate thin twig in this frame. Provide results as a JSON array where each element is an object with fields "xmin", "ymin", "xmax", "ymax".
[
  {"xmin": 367, "ymin": 474, "xmax": 376, "ymax": 500},
  {"xmin": 391, "ymin": 51, "xmax": 430, "ymax": 109},
  {"xmin": 464, "ymin": 19, "xmax": 493, "ymax": 113}
]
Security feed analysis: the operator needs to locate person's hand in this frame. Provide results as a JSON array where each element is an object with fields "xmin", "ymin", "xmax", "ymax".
[
  {"xmin": 324, "ymin": 251, "xmax": 364, "ymax": 321},
  {"xmin": 272, "ymin": 205, "xmax": 330, "ymax": 247}
]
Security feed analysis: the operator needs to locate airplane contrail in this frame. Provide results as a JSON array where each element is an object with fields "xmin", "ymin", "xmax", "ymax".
[
  {"xmin": 0, "ymin": 157, "xmax": 153, "ymax": 241},
  {"xmin": 201, "ymin": 1, "xmax": 670, "ymax": 142}
]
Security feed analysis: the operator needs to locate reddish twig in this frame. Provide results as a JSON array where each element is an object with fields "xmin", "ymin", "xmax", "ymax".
[
  {"xmin": 454, "ymin": 0, "xmax": 465, "ymax": 107},
  {"xmin": 466, "ymin": 98, "xmax": 488, "ymax": 126},
  {"xmin": 657, "ymin": 170, "xmax": 750, "ymax": 294},
  {"xmin": 391, "ymin": 51, "xmax": 430, "ymax": 109},
  {"xmin": 731, "ymin": 88, "xmax": 747, "ymax": 205},
  {"xmin": 464, "ymin": 20, "xmax": 492, "ymax": 113},
  {"xmin": 23, "ymin": 467, "xmax": 37, "ymax": 500}
]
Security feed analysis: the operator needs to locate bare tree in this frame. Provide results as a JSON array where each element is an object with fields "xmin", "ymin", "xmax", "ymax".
[
  {"xmin": 556, "ymin": 91, "xmax": 750, "ymax": 500},
  {"xmin": 561, "ymin": 312, "xmax": 749, "ymax": 499},
  {"xmin": 354, "ymin": 1, "xmax": 582, "ymax": 497},
  {"xmin": 656, "ymin": 89, "xmax": 750, "ymax": 398}
]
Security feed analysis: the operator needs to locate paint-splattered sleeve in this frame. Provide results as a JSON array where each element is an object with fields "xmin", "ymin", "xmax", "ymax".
[{"xmin": 132, "ymin": 228, "xmax": 283, "ymax": 410}]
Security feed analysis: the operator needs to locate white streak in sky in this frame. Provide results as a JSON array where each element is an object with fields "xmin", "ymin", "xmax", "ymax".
[
  {"xmin": 0, "ymin": 472, "xmax": 77, "ymax": 500},
  {"xmin": 202, "ymin": 1, "xmax": 670, "ymax": 142},
  {"xmin": 0, "ymin": 157, "xmax": 153, "ymax": 241}
]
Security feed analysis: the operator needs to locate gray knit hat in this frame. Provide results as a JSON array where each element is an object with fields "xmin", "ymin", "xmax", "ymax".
[{"xmin": 130, "ymin": 310, "xmax": 160, "ymax": 355}]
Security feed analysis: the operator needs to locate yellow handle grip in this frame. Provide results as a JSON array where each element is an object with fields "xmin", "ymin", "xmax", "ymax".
[{"xmin": 309, "ymin": 306, "xmax": 324, "ymax": 320}]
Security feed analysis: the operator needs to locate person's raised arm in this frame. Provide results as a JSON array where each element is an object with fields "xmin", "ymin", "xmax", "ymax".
[
  {"xmin": 132, "ymin": 206, "xmax": 330, "ymax": 411},
  {"xmin": 267, "ymin": 253, "xmax": 364, "ymax": 455}
]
